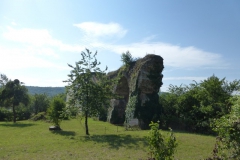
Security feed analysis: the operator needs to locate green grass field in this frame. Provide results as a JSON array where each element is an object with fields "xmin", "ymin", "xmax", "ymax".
[{"xmin": 0, "ymin": 119, "xmax": 215, "ymax": 160}]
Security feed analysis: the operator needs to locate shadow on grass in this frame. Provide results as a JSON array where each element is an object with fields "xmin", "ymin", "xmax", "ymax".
[
  {"xmin": 50, "ymin": 130, "xmax": 76, "ymax": 137},
  {"xmin": 0, "ymin": 122, "xmax": 37, "ymax": 128},
  {"xmin": 83, "ymin": 134, "xmax": 148, "ymax": 149}
]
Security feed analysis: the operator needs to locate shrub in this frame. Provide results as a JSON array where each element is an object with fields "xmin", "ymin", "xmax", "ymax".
[
  {"xmin": 47, "ymin": 96, "xmax": 66, "ymax": 127},
  {"xmin": 208, "ymin": 96, "xmax": 240, "ymax": 159},
  {"xmin": 147, "ymin": 121, "xmax": 177, "ymax": 160},
  {"xmin": 0, "ymin": 108, "xmax": 12, "ymax": 121}
]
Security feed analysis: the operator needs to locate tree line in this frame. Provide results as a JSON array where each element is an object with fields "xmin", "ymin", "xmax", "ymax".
[
  {"xmin": 0, "ymin": 76, "xmax": 66, "ymax": 126},
  {"xmin": 159, "ymin": 75, "xmax": 240, "ymax": 134}
]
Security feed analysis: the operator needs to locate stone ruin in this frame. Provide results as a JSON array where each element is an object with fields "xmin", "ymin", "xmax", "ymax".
[{"xmin": 107, "ymin": 54, "xmax": 164, "ymax": 129}]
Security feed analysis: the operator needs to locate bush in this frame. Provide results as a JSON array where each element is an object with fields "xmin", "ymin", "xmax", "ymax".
[
  {"xmin": 15, "ymin": 104, "xmax": 31, "ymax": 120},
  {"xmin": 0, "ymin": 108, "xmax": 12, "ymax": 121},
  {"xmin": 147, "ymin": 121, "xmax": 177, "ymax": 160},
  {"xmin": 47, "ymin": 96, "xmax": 66, "ymax": 127},
  {"xmin": 208, "ymin": 96, "xmax": 240, "ymax": 159}
]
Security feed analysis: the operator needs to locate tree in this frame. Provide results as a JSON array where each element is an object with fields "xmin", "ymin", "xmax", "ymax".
[
  {"xmin": 120, "ymin": 51, "xmax": 138, "ymax": 66},
  {"xmin": 0, "ymin": 79, "xmax": 29, "ymax": 123},
  {"xmin": 0, "ymin": 74, "xmax": 9, "ymax": 87},
  {"xmin": 64, "ymin": 49, "xmax": 114, "ymax": 135},
  {"xmin": 47, "ymin": 95, "xmax": 66, "ymax": 128},
  {"xmin": 209, "ymin": 96, "xmax": 240, "ymax": 159},
  {"xmin": 159, "ymin": 75, "xmax": 240, "ymax": 133},
  {"xmin": 31, "ymin": 94, "xmax": 50, "ymax": 115}
]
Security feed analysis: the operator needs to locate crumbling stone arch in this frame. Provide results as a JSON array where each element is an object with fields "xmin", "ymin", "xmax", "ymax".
[{"xmin": 107, "ymin": 54, "xmax": 164, "ymax": 129}]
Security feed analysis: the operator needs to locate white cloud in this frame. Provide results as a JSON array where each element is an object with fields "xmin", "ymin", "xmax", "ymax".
[
  {"xmin": 74, "ymin": 22, "xmax": 127, "ymax": 38},
  {"xmin": 3, "ymin": 24, "xmax": 224, "ymax": 70},
  {"xmin": 3, "ymin": 26, "xmax": 85, "ymax": 53},
  {"xmin": 72, "ymin": 22, "xmax": 225, "ymax": 69},
  {"xmin": 3, "ymin": 26, "xmax": 57, "ymax": 46},
  {"xmin": 1, "ymin": 22, "xmax": 228, "ymax": 87},
  {"xmin": 93, "ymin": 41, "xmax": 226, "ymax": 69},
  {"xmin": 0, "ymin": 46, "xmax": 68, "ymax": 71}
]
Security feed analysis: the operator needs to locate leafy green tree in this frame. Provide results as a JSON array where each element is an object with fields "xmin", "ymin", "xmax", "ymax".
[
  {"xmin": 64, "ymin": 49, "xmax": 114, "ymax": 135},
  {"xmin": 121, "ymin": 51, "xmax": 136, "ymax": 65},
  {"xmin": 159, "ymin": 75, "xmax": 240, "ymax": 133},
  {"xmin": 209, "ymin": 96, "xmax": 240, "ymax": 159},
  {"xmin": 0, "ymin": 79, "xmax": 29, "ymax": 123},
  {"xmin": 47, "ymin": 95, "xmax": 66, "ymax": 128},
  {"xmin": 31, "ymin": 93, "xmax": 50, "ymax": 114},
  {"xmin": 0, "ymin": 74, "xmax": 9, "ymax": 87}
]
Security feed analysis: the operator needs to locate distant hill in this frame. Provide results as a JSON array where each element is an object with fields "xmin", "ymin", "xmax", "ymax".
[
  {"xmin": 26, "ymin": 86, "xmax": 65, "ymax": 97},
  {"xmin": 159, "ymin": 91, "xmax": 169, "ymax": 95}
]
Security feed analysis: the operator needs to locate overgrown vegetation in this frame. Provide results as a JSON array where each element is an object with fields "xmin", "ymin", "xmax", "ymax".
[
  {"xmin": 159, "ymin": 75, "xmax": 240, "ymax": 134},
  {"xmin": 207, "ymin": 96, "xmax": 240, "ymax": 159},
  {"xmin": 121, "ymin": 50, "xmax": 136, "ymax": 66},
  {"xmin": 125, "ymin": 94, "xmax": 137, "ymax": 130}
]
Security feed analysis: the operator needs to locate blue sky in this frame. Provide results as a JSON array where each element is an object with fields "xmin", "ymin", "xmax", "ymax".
[{"xmin": 0, "ymin": 0, "xmax": 239, "ymax": 92}]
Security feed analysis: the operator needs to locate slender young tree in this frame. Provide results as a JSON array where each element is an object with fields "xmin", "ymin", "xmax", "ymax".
[
  {"xmin": 0, "ymin": 79, "xmax": 29, "ymax": 123},
  {"xmin": 64, "ymin": 49, "xmax": 114, "ymax": 135}
]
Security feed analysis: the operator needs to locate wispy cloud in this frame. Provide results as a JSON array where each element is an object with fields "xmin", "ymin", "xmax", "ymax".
[
  {"xmin": 74, "ymin": 22, "xmax": 128, "ymax": 38},
  {"xmin": 3, "ymin": 26, "xmax": 85, "ymax": 52},
  {"xmin": 3, "ymin": 24, "xmax": 225, "ymax": 69},
  {"xmin": 87, "ymin": 41, "xmax": 226, "ymax": 69},
  {"xmin": 71, "ymin": 22, "xmax": 226, "ymax": 69},
  {"xmin": 0, "ymin": 22, "xmax": 228, "ymax": 87},
  {"xmin": 3, "ymin": 26, "xmax": 57, "ymax": 46},
  {"xmin": 0, "ymin": 46, "xmax": 68, "ymax": 71}
]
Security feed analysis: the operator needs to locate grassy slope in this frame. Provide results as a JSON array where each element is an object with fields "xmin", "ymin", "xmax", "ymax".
[{"xmin": 0, "ymin": 119, "xmax": 215, "ymax": 160}]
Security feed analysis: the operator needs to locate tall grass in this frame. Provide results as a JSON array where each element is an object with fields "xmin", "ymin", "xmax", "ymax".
[{"xmin": 0, "ymin": 119, "xmax": 215, "ymax": 160}]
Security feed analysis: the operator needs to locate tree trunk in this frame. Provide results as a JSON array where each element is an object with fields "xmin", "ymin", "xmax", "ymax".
[
  {"xmin": 85, "ymin": 111, "xmax": 89, "ymax": 135},
  {"xmin": 13, "ymin": 105, "xmax": 16, "ymax": 123}
]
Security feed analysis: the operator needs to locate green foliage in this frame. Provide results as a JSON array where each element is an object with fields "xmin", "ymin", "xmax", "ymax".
[
  {"xmin": 47, "ymin": 96, "xmax": 66, "ymax": 127},
  {"xmin": 15, "ymin": 103, "xmax": 31, "ymax": 120},
  {"xmin": 30, "ymin": 93, "xmax": 50, "ymax": 114},
  {"xmin": 0, "ymin": 74, "xmax": 9, "ymax": 87},
  {"xmin": 121, "ymin": 51, "xmax": 134, "ymax": 65},
  {"xmin": 64, "ymin": 49, "xmax": 115, "ymax": 135},
  {"xmin": 0, "ymin": 107, "xmax": 12, "ymax": 121},
  {"xmin": 125, "ymin": 95, "xmax": 138, "ymax": 130},
  {"xmin": 121, "ymin": 51, "xmax": 139, "ymax": 66},
  {"xmin": 159, "ymin": 75, "xmax": 240, "ymax": 134},
  {"xmin": 209, "ymin": 96, "xmax": 240, "ymax": 159},
  {"xmin": 147, "ymin": 121, "xmax": 177, "ymax": 160},
  {"xmin": 0, "ymin": 79, "xmax": 29, "ymax": 123}
]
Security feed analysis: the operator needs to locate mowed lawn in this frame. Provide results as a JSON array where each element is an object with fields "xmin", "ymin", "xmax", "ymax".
[{"xmin": 0, "ymin": 119, "xmax": 215, "ymax": 160}]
